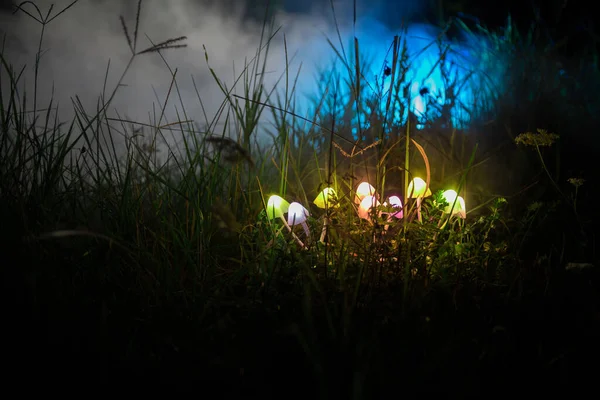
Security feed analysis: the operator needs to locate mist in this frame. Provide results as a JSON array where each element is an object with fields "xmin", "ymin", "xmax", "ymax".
[{"xmin": 0, "ymin": 0, "xmax": 504, "ymax": 158}]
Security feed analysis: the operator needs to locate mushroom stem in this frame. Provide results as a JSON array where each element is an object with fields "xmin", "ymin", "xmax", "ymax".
[
  {"xmin": 416, "ymin": 197, "xmax": 423, "ymax": 223},
  {"xmin": 279, "ymin": 215, "xmax": 307, "ymax": 249},
  {"xmin": 300, "ymin": 221, "xmax": 311, "ymax": 241},
  {"xmin": 319, "ymin": 215, "xmax": 329, "ymax": 243}
]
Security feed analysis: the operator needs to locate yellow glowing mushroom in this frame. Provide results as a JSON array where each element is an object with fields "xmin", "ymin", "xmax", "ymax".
[
  {"xmin": 355, "ymin": 181, "xmax": 376, "ymax": 204},
  {"xmin": 314, "ymin": 187, "xmax": 338, "ymax": 244},
  {"xmin": 442, "ymin": 189, "xmax": 466, "ymax": 219},
  {"xmin": 407, "ymin": 177, "xmax": 431, "ymax": 223},
  {"xmin": 407, "ymin": 177, "xmax": 432, "ymax": 199},
  {"xmin": 313, "ymin": 187, "xmax": 338, "ymax": 209}
]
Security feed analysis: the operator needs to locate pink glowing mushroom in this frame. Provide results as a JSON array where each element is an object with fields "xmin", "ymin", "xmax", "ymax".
[{"xmin": 386, "ymin": 195, "xmax": 404, "ymax": 219}]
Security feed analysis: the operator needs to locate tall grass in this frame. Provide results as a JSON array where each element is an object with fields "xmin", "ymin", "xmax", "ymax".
[{"xmin": 1, "ymin": 0, "xmax": 598, "ymax": 396}]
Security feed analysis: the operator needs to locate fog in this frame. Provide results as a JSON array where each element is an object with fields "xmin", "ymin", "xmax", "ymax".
[{"xmin": 0, "ymin": 0, "xmax": 500, "ymax": 158}]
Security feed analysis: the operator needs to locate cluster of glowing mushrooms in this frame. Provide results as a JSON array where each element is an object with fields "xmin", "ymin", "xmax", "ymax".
[{"xmin": 265, "ymin": 177, "xmax": 466, "ymax": 249}]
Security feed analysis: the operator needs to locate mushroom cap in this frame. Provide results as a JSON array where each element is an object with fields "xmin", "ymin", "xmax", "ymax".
[
  {"xmin": 358, "ymin": 195, "xmax": 380, "ymax": 220},
  {"xmin": 407, "ymin": 177, "xmax": 432, "ymax": 198},
  {"xmin": 442, "ymin": 189, "xmax": 466, "ymax": 218},
  {"xmin": 387, "ymin": 195, "xmax": 404, "ymax": 219},
  {"xmin": 287, "ymin": 202, "xmax": 310, "ymax": 226},
  {"xmin": 314, "ymin": 187, "xmax": 338, "ymax": 209},
  {"xmin": 355, "ymin": 181, "xmax": 376, "ymax": 204},
  {"xmin": 266, "ymin": 195, "xmax": 290, "ymax": 219}
]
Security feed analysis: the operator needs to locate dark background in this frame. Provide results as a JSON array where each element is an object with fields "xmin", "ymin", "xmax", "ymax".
[{"xmin": 204, "ymin": 1, "xmax": 594, "ymax": 58}]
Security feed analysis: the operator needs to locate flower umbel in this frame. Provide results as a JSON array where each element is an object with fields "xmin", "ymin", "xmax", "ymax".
[
  {"xmin": 514, "ymin": 128, "xmax": 559, "ymax": 147},
  {"xmin": 567, "ymin": 178, "xmax": 585, "ymax": 188}
]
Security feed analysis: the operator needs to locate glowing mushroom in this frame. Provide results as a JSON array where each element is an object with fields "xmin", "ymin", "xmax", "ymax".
[
  {"xmin": 386, "ymin": 195, "xmax": 404, "ymax": 219},
  {"xmin": 313, "ymin": 187, "xmax": 338, "ymax": 244},
  {"xmin": 441, "ymin": 189, "xmax": 466, "ymax": 219},
  {"xmin": 407, "ymin": 177, "xmax": 431, "ymax": 222},
  {"xmin": 313, "ymin": 187, "xmax": 338, "ymax": 209},
  {"xmin": 355, "ymin": 181, "xmax": 376, "ymax": 205},
  {"xmin": 358, "ymin": 195, "xmax": 381, "ymax": 221},
  {"xmin": 266, "ymin": 195, "xmax": 290, "ymax": 220},
  {"xmin": 287, "ymin": 202, "xmax": 311, "ymax": 239},
  {"xmin": 266, "ymin": 195, "xmax": 306, "ymax": 249}
]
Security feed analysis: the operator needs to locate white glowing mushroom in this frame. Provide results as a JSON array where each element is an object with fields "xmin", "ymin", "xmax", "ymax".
[
  {"xmin": 287, "ymin": 202, "xmax": 311, "ymax": 239},
  {"xmin": 441, "ymin": 189, "xmax": 466, "ymax": 219}
]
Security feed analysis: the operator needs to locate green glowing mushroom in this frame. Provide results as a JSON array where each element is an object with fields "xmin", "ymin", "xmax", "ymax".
[
  {"xmin": 314, "ymin": 187, "xmax": 338, "ymax": 209},
  {"xmin": 266, "ymin": 195, "xmax": 290, "ymax": 220}
]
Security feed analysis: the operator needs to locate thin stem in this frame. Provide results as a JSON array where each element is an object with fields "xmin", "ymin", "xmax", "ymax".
[{"xmin": 279, "ymin": 215, "xmax": 306, "ymax": 249}]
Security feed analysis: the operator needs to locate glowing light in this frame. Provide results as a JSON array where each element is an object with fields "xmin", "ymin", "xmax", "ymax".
[
  {"xmin": 407, "ymin": 177, "xmax": 431, "ymax": 198},
  {"xmin": 288, "ymin": 201, "xmax": 311, "ymax": 238},
  {"xmin": 355, "ymin": 181, "xmax": 376, "ymax": 204},
  {"xmin": 287, "ymin": 202, "xmax": 309, "ymax": 226},
  {"xmin": 441, "ymin": 189, "xmax": 466, "ymax": 219},
  {"xmin": 314, "ymin": 187, "xmax": 338, "ymax": 209},
  {"xmin": 387, "ymin": 195, "xmax": 403, "ymax": 219},
  {"xmin": 407, "ymin": 177, "xmax": 431, "ymax": 223},
  {"xmin": 266, "ymin": 195, "xmax": 290, "ymax": 219},
  {"xmin": 358, "ymin": 195, "xmax": 380, "ymax": 221}
]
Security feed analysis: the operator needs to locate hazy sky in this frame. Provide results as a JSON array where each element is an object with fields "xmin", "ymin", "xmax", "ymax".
[{"xmin": 0, "ymin": 0, "xmax": 435, "ymax": 155}]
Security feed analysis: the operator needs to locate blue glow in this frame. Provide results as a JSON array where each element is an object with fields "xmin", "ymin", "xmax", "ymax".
[{"xmin": 294, "ymin": 17, "xmax": 506, "ymax": 136}]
